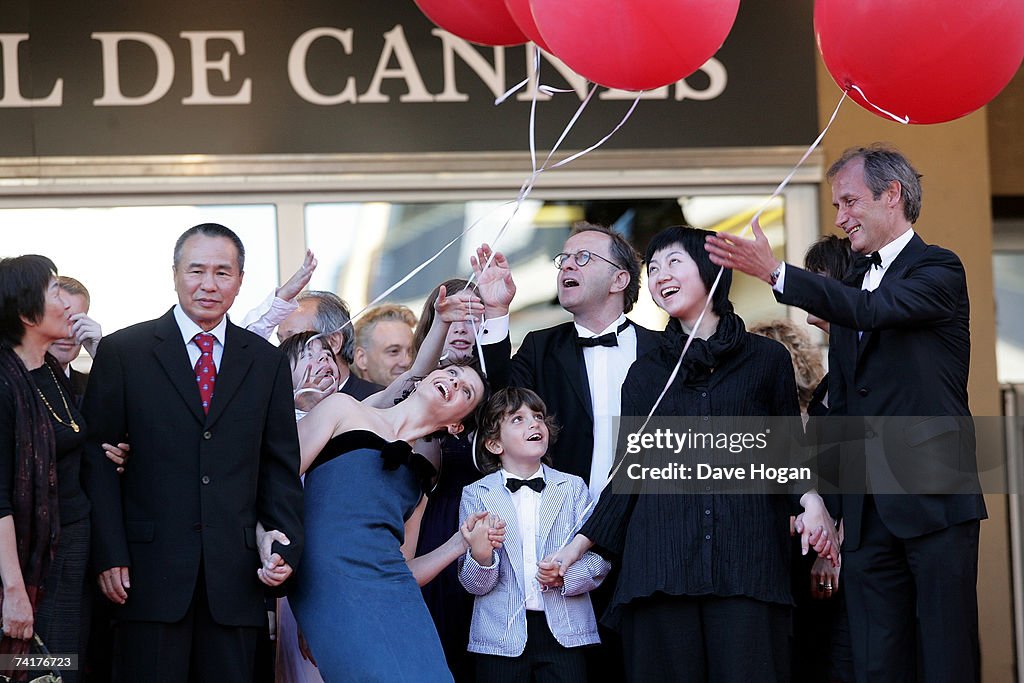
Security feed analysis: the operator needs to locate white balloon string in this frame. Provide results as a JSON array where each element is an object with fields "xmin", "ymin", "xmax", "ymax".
[
  {"xmin": 303, "ymin": 201, "xmax": 517, "ymax": 354},
  {"xmin": 495, "ymin": 76, "xmax": 530, "ymax": 106},
  {"xmin": 747, "ymin": 89, "xmax": 849, "ymax": 230},
  {"xmin": 847, "ymin": 84, "xmax": 910, "ymax": 125}
]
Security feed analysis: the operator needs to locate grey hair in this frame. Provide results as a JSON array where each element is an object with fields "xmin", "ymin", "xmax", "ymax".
[
  {"xmin": 173, "ymin": 223, "xmax": 246, "ymax": 272},
  {"xmin": 827, "ymin": 144, "xmax": 923, "ymax": 224},
  {"xmin": 297, "ymin": 290, "xmax": 355, "ymax": 364}
]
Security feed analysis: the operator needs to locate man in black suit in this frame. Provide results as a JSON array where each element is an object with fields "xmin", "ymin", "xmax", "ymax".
[
  {"xmin": 707, "ymin": 145, "xmax": 986, "ymax": 683},
  {"xmin": 82, "ymin": 223, "xmax": 305, "ymax": 683},
  {"xmin": 277, "ymin": 290, "xmax": 383, "ymax": 401},
  {"xmin": 473, "ymin": 222, "xmax": 661, "ymax": 495}
]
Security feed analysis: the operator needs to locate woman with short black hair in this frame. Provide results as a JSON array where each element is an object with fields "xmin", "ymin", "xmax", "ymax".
[{"xmin": 0, "ymin": 255, "xmax": 90, "ymax": 683}]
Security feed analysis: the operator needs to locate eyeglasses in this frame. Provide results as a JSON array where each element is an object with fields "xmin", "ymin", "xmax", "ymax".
[{"xmin": 553, "ymin": 250, "xmax": 624, "ymax": 270}]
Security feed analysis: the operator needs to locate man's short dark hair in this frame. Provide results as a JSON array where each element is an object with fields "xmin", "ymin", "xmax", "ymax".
[
  {"xmin": 645, "ymin": 225, "xmax": 734, "ymax": 317},
  {"xmin": 297, "ymin": 290, "xmax": 355, "ymax": 364},
  {"xmin": 827, "ymin": 144, "xmax": 923, "ymax": 224},
  {"xmin": 570, "ymin": 222, "xmax": 642, "ymax": 313},
  {"xmin": 804, "ymin": 235, "xmax": 853, "ymax": 280},
  {"xmin": 173, "ymin": 223, "xmax": 246, "ymax": 272},
  {"xmin": 0, "ymin": 254, "xmax": 58, "ymax": 347}
]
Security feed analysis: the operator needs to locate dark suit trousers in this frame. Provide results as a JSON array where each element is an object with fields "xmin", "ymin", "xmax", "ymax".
[
  {"xmin": 475, "ymin": 611, "xmax": 587, "ymax": 683},
  {"xmin": 843, "ymin": 496, "xmax": 980, "ymax": 683},
  {"xmin": 113, "ymin": 565, "xmax": 258, "ymax": 683}
]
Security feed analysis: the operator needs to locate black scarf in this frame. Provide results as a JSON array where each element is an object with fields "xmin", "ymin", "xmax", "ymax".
[
  {"xmin": 663, "ymin": 312, "xmax": 747, "ymax": 385},
  {"xmin": 0, "ymin": 347, "xmax": 60, "ymax": 660}
]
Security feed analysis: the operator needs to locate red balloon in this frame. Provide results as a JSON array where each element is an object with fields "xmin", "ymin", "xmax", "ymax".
[
  {"xmin": 413, "ymin": 0, "xmax": 528, "ymax": 47},
  {"xmin": 815, "ymin": 0, "xmax": 1024, "ymax": 124},
  {"xmin": 504, "ymin": 0, "xmax": 551, "ymax": 52},
  {"xmin": 530, "ymin": 0, "xmax": 740, "ymax": 91}
]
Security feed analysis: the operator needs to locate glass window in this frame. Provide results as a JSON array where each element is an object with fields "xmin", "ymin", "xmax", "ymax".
[
  {"xmin": 0, "ymin": 204, "xmax": 279, "ymax": 340},
  {"xmin": 995, "ymin": 251, "xmax": 1024, "ymax": 382},
  {"xmin": 306, "ymin": 194, "xmax": 789, "ymax": 343}
]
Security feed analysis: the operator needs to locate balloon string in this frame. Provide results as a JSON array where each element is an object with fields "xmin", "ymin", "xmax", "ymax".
[
  {"xmin": 746, "ymin": 89, "xmax": 849, "ymax": 230},
  {"xmin": 847, "ymin": 84, "xmax": 910, "ymax": 125}
]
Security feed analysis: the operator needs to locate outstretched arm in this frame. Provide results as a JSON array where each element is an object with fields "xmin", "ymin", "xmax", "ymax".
[{"xmin": 364, "ymin": 285, "xmax": 483, "ymax": 408}]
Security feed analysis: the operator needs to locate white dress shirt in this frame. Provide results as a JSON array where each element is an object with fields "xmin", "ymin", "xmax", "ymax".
[
  {"xmin": 483, "ymin": 313, "xmax": 638, "ymax": 498},
  {"xmin": 173, "ymin": 304, "xmax": 228, "ymax": 371},
  {"xmin": 502, "ymin": 467, "xmax": 545, "ymax": 611},
  {"xmin": 577, "ymin": 314, "xmax": 636, "ymax": 499}
]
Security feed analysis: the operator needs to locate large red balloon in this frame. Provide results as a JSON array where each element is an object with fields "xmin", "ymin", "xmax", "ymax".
[
  {"xmin": 504, "ymin": 0, "xmax": 551, "ymax": 52},
  {"xmin": 815, "ymin": 0, "xmax": 1024, "ymax": 124},
  {"xmin": 413, "ymin": 0, "xmax": 528, "ymax": 47},
  {"xmin": 530, "ymin": 0, "xmax": 740, "ymax": 91}
]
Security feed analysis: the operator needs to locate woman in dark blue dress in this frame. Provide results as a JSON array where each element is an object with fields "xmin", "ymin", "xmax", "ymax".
[{"xmin": 290, "ymin": 284, "xmax": 492, "ymax": 682}]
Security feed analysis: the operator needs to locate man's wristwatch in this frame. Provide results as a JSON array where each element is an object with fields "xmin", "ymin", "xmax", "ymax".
[{"xmin": 768, "ymin": 262, "xmax": 783, "ymax": 286}]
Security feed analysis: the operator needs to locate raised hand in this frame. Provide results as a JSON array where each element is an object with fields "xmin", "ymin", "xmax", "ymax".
[
  {"xmin": 470, "ymin": 243, "xmax": 516, "ymax": 317},
  {"xmin": 434, "ymin": 285, "xmax": 484, "ymax": 325},
  {"xmin": 70, "ymin": 313, "xmax": 103, "ymax": 358},
  {"xmin": 704, "ymin": 216, "xmax": 781, "ymax": 284},
  {"xmin": 277, "ymin": 249, "xmax": 318, "ymax": 302}
]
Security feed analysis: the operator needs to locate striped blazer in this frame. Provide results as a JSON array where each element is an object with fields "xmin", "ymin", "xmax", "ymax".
[{"xmin": 458, "ymin": 465, "xmax": 611, "ymax": 657}]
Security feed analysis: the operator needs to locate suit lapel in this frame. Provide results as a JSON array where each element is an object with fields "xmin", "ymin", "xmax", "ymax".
[
  {"xmin": 206, "ymin": 322, "xmax": 253, "ymax": 428},
  {"xmin": 152, "ymin": 309, "xmax": 205, "ymax": 425},
  {"xmin": 479, "ymin": 474, "xmax": 526, "ymax": 596},
  {"xmin": 553, "ymin": 324, "xmax": 593, "ymax": 418},
  {"xmin": 856, "ymin": 234, "xmax": 926, "ymax": 364},
  {"xmin": 537, "ymin": 465, "xmax": 569, "ymax": 550}
]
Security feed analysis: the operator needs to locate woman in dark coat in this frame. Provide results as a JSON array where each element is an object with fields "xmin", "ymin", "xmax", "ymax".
[
  {"xmin": 547, "ymin": 226, "xmax": 836, "ymax": 682},
  {"xmin": 0, "ymin": 255, "xmax": 90, "ymax": 683}
]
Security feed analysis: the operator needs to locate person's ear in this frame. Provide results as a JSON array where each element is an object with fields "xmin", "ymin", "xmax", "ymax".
[
  {"xmin": 447, "ymin": 422, "xmax": 465, "ymax": 437},
  {"xmin": 609, "ymin": 269, "xmax": 630, "ymax": 296},
  {"xmin": 353, "ymin": 346, "xmax": 367, "ymax": 373},
  {"xmin": 884, "ymin": 180, "xmax": 903, "ymax": 209},
  {"xmin": 484, "ymin": 437, "xmax": 502, "ymax": 454}
]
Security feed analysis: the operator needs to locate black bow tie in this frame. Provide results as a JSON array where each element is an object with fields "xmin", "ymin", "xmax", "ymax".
[
  {"xmin": 506, "ymin": 477, "xmax": 545, "ymax": 493},
  {"xmin": 843, "ymin": 251, "xmax": 882, "ymax": 285},
  {"xmin": 578, "ymin": 320, "xmax": 630, "ymax": 348}
]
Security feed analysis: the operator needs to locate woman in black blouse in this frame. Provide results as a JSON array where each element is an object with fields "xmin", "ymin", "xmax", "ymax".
[
  {"xmin": 546, "ymin": 226, "xmax": 836, "ymax": 682},
  {"xmin": 0, "ymin": 255, "xmax": 89, "ymax": 683}
]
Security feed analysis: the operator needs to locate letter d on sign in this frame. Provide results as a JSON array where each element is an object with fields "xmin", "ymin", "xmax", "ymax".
[{"xmin": 93, "ymin": 32, "xmax": 174, "ymax": 106}]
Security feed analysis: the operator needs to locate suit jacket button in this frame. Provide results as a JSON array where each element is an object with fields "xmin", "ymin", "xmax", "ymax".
[
  {"xmin": 192, "ymin": 522, "xmax": 202, "ymax": 531},
  {"xmin": 201, "ymin": 475, "xmax": 210, "ymax": 485},
  {"xmin": 858, "ymin": 387, "xmax": 870, "ymax": 397},
  {"xmin": 203, "ymin": 431, "xmax": 212, "ymax": 440}
]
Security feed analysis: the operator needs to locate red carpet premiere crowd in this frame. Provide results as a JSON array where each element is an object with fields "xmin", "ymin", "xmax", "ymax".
[{"xmin": 0, "ymin": 145, "xmax": 984, "ymax": 683}]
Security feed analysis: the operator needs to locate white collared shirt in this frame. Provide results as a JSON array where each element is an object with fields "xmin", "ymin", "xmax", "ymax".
[
  {"xmin": 861, "ymin": 228, "xmax": 914, "ymax": 292},
  {"xmin": 577, "ymin": 314, "xmax": 636, "ymax": 499},
  {"xmin": 502, "ymin": 466, "xmax": 545, "ymax": 611},
  {"xmin": 173, "ymin": 304, "xmax": 228, "ymax": 371}
]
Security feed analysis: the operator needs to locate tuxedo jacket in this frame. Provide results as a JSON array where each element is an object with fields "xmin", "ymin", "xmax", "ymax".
[
  {"xmin": 778, "ymin": 234, "xmax": 986, "ymax": 548},
  {"xmin": 339, "ymin": 372, "xmax": 383, "ymax": 401},
  {"xmin": 69, "ymin": 367, "xmax": 90, "ymax": 403},
  {"xmin": 482, "ymin": 320, "xmax": 661, "ymax": 482},
  {"xmin": 458, "ymin": 465, "xmax": 610, "ymax": 656},
  {"xmin": 82, "ymin": 308, "xmax": 304, "ymax": 627}
]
